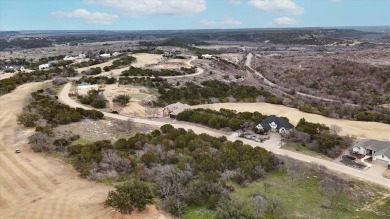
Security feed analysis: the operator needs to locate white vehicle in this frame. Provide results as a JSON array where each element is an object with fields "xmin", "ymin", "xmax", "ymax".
[{"xmin": 15, "ymin": 149, "xmax": 21, "ymax": 153}]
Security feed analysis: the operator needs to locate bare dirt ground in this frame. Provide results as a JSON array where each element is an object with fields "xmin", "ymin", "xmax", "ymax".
[
  {"xmin": 195, "ymin": 102, "xmax": 390, "ymax": 141},
  {"xmin": 103, "ymin": 84, "xmax": 155, "ymax": 117},
  {"xmin": 381, "ymin": 104, "xmax": 390, "ymax": 110},
  {"xmin": 0, "ymin": 72, "xmax": 14, "ymax": 81},
  {"xmin": 55, "ymin": 118, "xmax": 156, "ymax": 143},
  {"xmin": 384, "ymin": 169, "xmax": 390, "ymax": 179},
  {"xmin": 0, "ymin": 82, "xmax": 168, "ymax": 219},
  {"xmin": 218, "ymin": 53, "xmax": 245, "ymax": 64},
  {"xmin": 131, "ymin": 53, "xmax": 163, "ymax": 68}
]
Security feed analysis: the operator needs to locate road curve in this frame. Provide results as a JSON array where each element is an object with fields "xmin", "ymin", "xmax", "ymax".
[
  {"xmin": 59, "ymin": 83, "xmax": 390, "ymax": 189},
  {"xmin": 78, "ymin": 55, "xmax": 204, "ymax": 79}
]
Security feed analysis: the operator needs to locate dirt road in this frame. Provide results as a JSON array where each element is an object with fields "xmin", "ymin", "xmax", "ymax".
[
  {"xmin": 0, "ymin": 82, "xmax": 167, "ymax": 219},
  {"xmin": 59, "ymin": 83, "xmax": 390, "ymax": 189}
]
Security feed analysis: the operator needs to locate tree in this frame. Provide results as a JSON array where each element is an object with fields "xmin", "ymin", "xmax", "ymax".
[
  {"xmin": 17, "ymin": 112, "xmax": 40, "ymax": 127},
  {"xmin": 105, "ymin": 178, "xmax": 154, "ymax": 214},
  {"xmin": 329, "ymin": 125, "xmax": 342, "ymax": 135},
  {"xmin": 319, "ymin": 175, "xmax": 346, "ymax": 207},
  {"xmin": 91, "ymin": 98, "xmax": 106, "ymax": 108},
  {"xmin": 113, "ymin": 94, "xmax": 131, "ymax": 108}
]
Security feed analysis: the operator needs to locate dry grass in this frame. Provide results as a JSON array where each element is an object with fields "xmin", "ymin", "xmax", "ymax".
[{"xmin": 195, "ymin": 102, "xmax": 390, "ymax": 140}]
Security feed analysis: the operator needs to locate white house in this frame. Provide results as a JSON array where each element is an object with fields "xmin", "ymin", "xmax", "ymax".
[
  {"xmin": 112, "ymin": 52, "xmax": 121, "ymax": 57},
  {"xmin": 63, "ymin": 56, "xmax": 76, "ymax": 61},
  {"xmin": 3, "ymin": 65, "xmax": 25, "ymax": 72},
  {"xmin": 77, "ymin": 83, "xmax": 99, "ymax": 96},
  {"xmin": 352, "ymin": 139, "xmax": 390, "ymax": 167},
  {"xmin": 39, "ymin": 64, "xmax": 50, "ymax": 70},
  {"xmin": 100, "ymin": 53, "xmax": 111, "ymax": 58},
  {"xmin": 201, "ymin": 54, "xmax": 213, "ymax": 59}
]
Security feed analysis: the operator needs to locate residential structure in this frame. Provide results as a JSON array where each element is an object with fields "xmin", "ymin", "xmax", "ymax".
[
  {"xmin": 100, "ymin": 53, "xmax": 111, "ymax": 58},
  {"xmin": 163, "ymin": 102, "xmax": 191, "ymax": 118},
  {"xmin": 38, "ymin": 64, "xmax": 50, "ymax": 70},
  {"xmin": 163, "ymin": 50, "xmax": 181, "ymax": 57},
  {"xmin": 2, "ymin": 65, "xmax": 25, "ymax": 72},
  {"xmin": 352, "ymin": 139, "xmax": 390, "ymax": 167},
  {"xmin": 256, "ymin": 115, "xmax": 294, "ymax": 133},
  {"xmin": 201, "ymin": 54, "xmax": 213, "ymax": 59},
  {"xmin": 76, "ymin": 83, "xmax": 99, "ymax": 96}
]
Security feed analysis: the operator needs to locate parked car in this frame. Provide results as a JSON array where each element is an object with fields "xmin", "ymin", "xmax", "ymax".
[{"xmin": 15, "ymin": 149, "xmax": 21, "ymax": 153}]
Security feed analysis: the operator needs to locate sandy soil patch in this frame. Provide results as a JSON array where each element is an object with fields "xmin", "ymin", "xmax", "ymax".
[
  {"xmin": 0, "ymin": 82, "xmax": 168, "ymax": 219},
  {"xmin": 103, "ymin": 84, "xmax": 156, "ymax": 117},
  {"xmin": 219, "ymin": 53, "xmax": 244, "ymax": 64},
  {"xmin": 384, "ymin": 169, "xmax": 390, "ymax": 179},
  {"xmin": 381, "ymin": 104, "xmax": 390, "ymax": 110},
  {"xmin": 195, "ymin": 102, "xmax": 390, "ymax": 141},
  {"xmin": 131, "ymin": 53, "xmax": 163, "ymax": 68},
  {"xmin": 0, "ymin": 72, "xmax": 14, "ymax": 80},
  {"xmin": 55, "ymin": 119, "xmax": 156, "ymax": 143}
]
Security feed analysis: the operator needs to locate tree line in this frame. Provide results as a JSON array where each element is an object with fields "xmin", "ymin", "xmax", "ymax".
[
  {"xmin": 284, "ymin": 118, "xmax": 353, "ymax": 158},
  {"xmin": 0, "ymin": 67, "xmax": 77, "ymax": 95},
  {"xmin": 33, "ymin": 125, "xmax": 278, "ymax": 217},
  {"xmin": 177, "ymin": 108, "xmax": 269, "ymax": 131},
  {"xmin": 17, "ymin": 88, "xmax": 104, "ymax": 128},
  {"xmin": 120, "ymin": 66, "xmax": 194, "ymax": 77},
  {"xmin": 155, "ymin": 80, "xmax": 283, "ymax": 106}
]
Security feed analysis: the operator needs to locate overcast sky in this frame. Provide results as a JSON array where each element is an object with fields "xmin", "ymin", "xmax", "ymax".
[{"xmin": 0, "ymin": 0, "xmax": 389, "ymax": 31}]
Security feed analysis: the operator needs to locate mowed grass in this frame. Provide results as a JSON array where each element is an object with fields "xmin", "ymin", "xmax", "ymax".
[
  {"xmin": 185, "ymin": 171, "xmax": 389, "ymax": 219},
  {"xmin": 231, "ymin": 171, "xmax": 388, "ymax": 219},
  {"xmin": 129, "ymin": 93, "xmax": 149, "ymax": 100}
]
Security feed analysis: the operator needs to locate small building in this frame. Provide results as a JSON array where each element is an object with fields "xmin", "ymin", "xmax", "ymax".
[
  {"xmin": 163, "ymin": 50, "xmax": 181, "ymax": 58},
  {"xmin": 64, "ymin": 54, "xmax": 87, "ymax": 61},
  {"xmin": 112, "ymin": 52, "xmax": 121, "ymax": 57},
  {"xmin": 39, "ymin": 64, "xmax": 50, "ymax": 70},
  {"xmin": 352, "ymin": 139, "xmax": 390, "ymax": 167},
  {"xmin": 63, "ymin": 56, "xmax": 76, "ymax": 61},
  {"xmin": 256, "ymin": 115, "xmax": 294, "ymax": 133},
  {"xmin": 48, "ymin": 60, "xmax": 59, "ymax": 67},
  {"xmin": 201, "ymin": 54, "xmax": 213, "ymax": 59},
  {"xmin": 100, "ymin": 53, "xmax": 111, "ymax": 58},
  {"xmin": 3, "ymin": 65, "xmax": 25, "ymax": 72},
  {"xmin": 163, "ymin": 102, "xmax": 191, "ymax": 118},
  {"xmin": 76, "ymin": 83, "xmax": 99, "ymax": 96}
]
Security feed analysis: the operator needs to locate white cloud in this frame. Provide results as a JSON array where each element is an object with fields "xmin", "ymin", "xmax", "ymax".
[
  {"xmin": 249, "ymin": 0, "xmax": 304, "ymax": 15},
  {"xmin": 199, "ymin": 18, "xmax": 242, "ymax": 27},
  {"xmin": 51, "ymin": 9, "xmax": 118, "ymax": 25},
  {"xmin": 84, "ymin": 0, "xmax": 206, "ymax": 16},
  {"xmin": 229, "ymin": 0, "xmax": 241, "ymax": 5},
  {"xmin": 273, "ymin": 16, "xmax": 297, "ymax": 25}
]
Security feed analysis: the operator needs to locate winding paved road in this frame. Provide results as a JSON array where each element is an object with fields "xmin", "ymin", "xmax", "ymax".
[{"xmin": 59, "ymin": 83, "xmax": 390, "ymax": 189}]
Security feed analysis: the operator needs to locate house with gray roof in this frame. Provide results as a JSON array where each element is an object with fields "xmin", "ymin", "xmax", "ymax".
[
  {"xmin": 256, "ymin": 115, "xmax": 294, "ymax": 133},
  {"xmin": 352, "ymin": 139, "xmax": 390, "ymax": 167}
]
